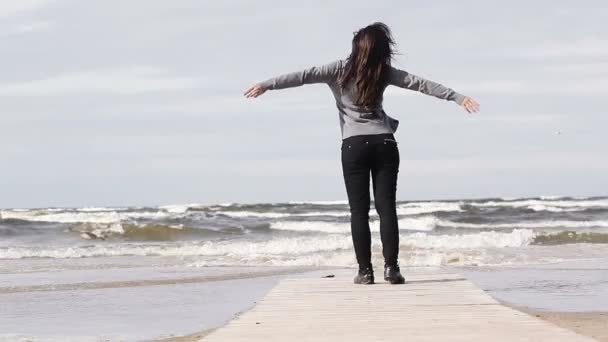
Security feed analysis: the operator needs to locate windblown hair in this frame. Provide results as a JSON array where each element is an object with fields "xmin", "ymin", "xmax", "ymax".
[{"xmin": 339, "ymin": 22, "xmax": 396, "ymax": 111}]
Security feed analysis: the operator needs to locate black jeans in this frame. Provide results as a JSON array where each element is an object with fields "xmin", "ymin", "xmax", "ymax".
[{"xmin": 341, "ymin": 133, "xmax": 400, "ymax": 270}]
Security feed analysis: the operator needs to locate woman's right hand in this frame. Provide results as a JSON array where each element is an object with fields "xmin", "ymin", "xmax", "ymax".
[{"xmin": 460, "ymin": 96, "xmax": 480, "ymax": 113}]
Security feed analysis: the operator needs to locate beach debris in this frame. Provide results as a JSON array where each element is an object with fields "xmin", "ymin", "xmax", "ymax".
[{"xmin": 322, "ymin": 274, "xmax": 335, "ymax": 278}]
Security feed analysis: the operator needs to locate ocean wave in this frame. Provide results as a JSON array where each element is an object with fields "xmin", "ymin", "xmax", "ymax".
[
  {"xmin": 76, "ymin": 207, "xmax": 129, "ymax": 212},
  {"xmin": 69, "ymin": 222, "xmax": 246, "ymax": 241},
  {"xmin": 5, "ymin": 197, "xmax": 604, "ymax": 225},
  {"xmin": 269, "ymin": 221, "xmax": 348, "ymax": 233},
  {"xmin": 403, "ymin": 229, "xmax": 535, "ymax": 249},
  {"xmin": 0, "ymin": 229, "xmax": 537, "ymax": 260},
  {"xmin": 214, "ymin": 211, "xmax": 292, "ymax": 218},
  {"xmin": 0, "ymin": 235, "xmax": 352, "ymax": 259},
  {"xmin": 436, "ymin": 219, "xmax": 608, "ymax": 230},
  {"xmin": 287, "ymin": 200, "xmax": 349, "ymax": 205},
  {"xmin": 3, "ymin": 206, "xmax": 606, "ymax": 234},
  {"xmin": 270, "ymin": 217, "xmax": 608, "ymax": 233},
  {"xmin": 216, "ymin": 202, "xmax": 462, "ymax": 219},
  {"xmin": 468, "ymin": 198, "xmax": 608, "ymax": 209},
  {"xmin": 533, "ymin": 231, "xmax": 608, "ymax": 245},
  {"xmin": 396, "ymin": 202, "xmax": 463, "ymax": 215},
  {"xmin": 158, "ymin": 204, "xmax": 209, "ymax": 213},
  {"xmin": 526, "ymin": 205, "xmax": 583, "ymax": 212},
  {"xmin": 270, "ymin": 216, "xmax": 438, "ymax": 233},
  {"xmin": 0, "ymin": 209, "xmax": 172, "ymax": 224}
]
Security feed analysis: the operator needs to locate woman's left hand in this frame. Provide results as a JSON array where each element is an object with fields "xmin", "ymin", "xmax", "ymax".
[{"xmin": 244, "ymin": 83, "xmax": 267, "ymax": 98}]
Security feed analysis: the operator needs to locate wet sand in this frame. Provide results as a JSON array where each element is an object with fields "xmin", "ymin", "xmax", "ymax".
[
  {"xmin": 1, "ymin": 262, "xmax": 325, "ymax": 341},
  {"xmin": 517, "ymin": 308, "xmax": 608, "ymax": 342},
  {"xmin": 155, "ymin": 327, "xmax": 217, "ymax": 342}
]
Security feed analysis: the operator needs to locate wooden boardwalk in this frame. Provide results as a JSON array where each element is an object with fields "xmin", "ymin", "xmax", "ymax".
[{"xmin": 202, "ymin": 269, "xmax": 594, "ymax": 341}]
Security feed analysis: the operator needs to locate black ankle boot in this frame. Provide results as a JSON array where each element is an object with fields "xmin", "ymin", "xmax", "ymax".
[
  {"xmin": 353, "ymin": 265, "xmax": 374, "ymax": 284},
  {"xmin": 384, "ymin": 263, "xmax": 405, "ymax": 284}
]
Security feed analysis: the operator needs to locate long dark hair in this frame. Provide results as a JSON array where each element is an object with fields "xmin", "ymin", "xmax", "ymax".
[{"xmin": 339, "ymin": 22, "xmax": 396, "ymax": 110}]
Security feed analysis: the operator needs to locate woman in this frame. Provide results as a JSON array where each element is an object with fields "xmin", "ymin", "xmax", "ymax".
[{"xmin": 244, "ymin": 22, "xmax": 480, "ymax": 285}]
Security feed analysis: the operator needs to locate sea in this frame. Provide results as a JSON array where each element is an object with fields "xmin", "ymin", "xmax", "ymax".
[
  {"xmin": 2, "ymin": 196, "xmax": 608, "ymax": 267},
  {"xmin": 2, "ymin": 196, "xmax": 608, "ymax": 341}
]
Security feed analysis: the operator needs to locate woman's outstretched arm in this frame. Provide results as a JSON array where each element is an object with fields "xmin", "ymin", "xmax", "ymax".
[
  {"xmin": 388, "ymin": 66, "xmax": 480, "ymax": 113},
  {"xmin": 244, "ymin": 60, "xmax": 341, "ymax": 98}
]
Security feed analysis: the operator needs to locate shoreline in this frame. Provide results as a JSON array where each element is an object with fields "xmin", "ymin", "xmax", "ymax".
[
  {"xmin": 155, "ymin": 327, "xmax": 218, "ymax": 342},
  {"xmin": 515, "ymin": 307, "xmax": 608, "ymax": 342},
  {"xmin": 153, "ymin": 268, "xmax": 345, "ymax": 342}
]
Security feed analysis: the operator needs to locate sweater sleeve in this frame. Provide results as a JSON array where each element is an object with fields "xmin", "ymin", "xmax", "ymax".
[
  {"xmin": 387, "ymin": 66, "xmax": 466, "ymax": 105},
  {"xmin": 259, "ymin": 60, "xmax": 341, "ymax": 90}
]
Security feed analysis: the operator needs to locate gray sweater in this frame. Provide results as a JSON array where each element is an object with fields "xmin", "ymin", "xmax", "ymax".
[{"xmin": 259, "ymin": 59, "xmax": 465, "ymax": 139}]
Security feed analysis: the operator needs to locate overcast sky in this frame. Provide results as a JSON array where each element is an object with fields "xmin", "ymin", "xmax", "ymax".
[{"xmin": 1, "ymin": 0, "xmax": 607, "ymax": 208}]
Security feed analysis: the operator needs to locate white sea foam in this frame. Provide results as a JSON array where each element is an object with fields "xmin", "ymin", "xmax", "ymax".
[
  {"xmin": 158, "ymin": 204, "xmax": 205, "ymax": 214},
  {"xmin": 0, "ymin": 210, "xmax": 171, "ymax": 224},
  {"xmin": 186, "ymin": 249, "xmax": 560, "ymax": 268},
  {"xmin": 436, "ymin": 219, "xmax": 608, "ymax": 230},
  {"xmin": 539, "ymin": 195, "xmax": 563, "ymax": 200},
  {"xmin": 527, "ymin": 205, "xmax": 582, "ymax": 212},
  {"xmin": 397, "ymin": 216, "xmax": 439, "ymax": 231},
  {"xmin": 76, "ymin": 207, "xmax": 128, "ymax": 212},
  {"xmin": 270, "ymin": 216, "xmax": 438, "ymax": 234},
  {"xmin": 216, "ymin": 211, "xmax": 291, "ymax": 218},
  {"xmin": 396, "ymin": 202, "xmax": 463, "ymax": 215},
  {"xmin": 217, "ymin": 201, "xmax": 462, "ymax": 219},
  {"xmin": 0, "ymin": 235, "xmax": 352, "ymax": 259},
  {"xmin": 287, "ymin": 200, "xmax": 349, "ymax": 205},
  {"xmin": 270, "ymin": 221, "xmax": 349, "ymax": 233},
  {"xmin": 0, "ymin": 229, "xmax": 537, "ymax": 261},
  {"xmin": 290, "ymin": 211, "xmax": 349, "ymax": 217},
  {"xmin": 3, "ymin": 206, "xmax": 605, "ymax": 233},
  {"xmin": 218, "ymin": 210, "xmax": 346, "ymax": 218},
  {"xmin": 269, "ymin": 216, "xmax": 608, "ymax": 233},
  {"xmin": 403, "ymin": 229, "xmax": 535, "ymax": 249},
  {"xmin": 470, "ymin": 198, "xmax": 608, "ymax": 209}
]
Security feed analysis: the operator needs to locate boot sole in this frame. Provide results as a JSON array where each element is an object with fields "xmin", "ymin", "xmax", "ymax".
[
  {"xmin": 354, "ymin": 277, "xmax": 375, "ymax": 285},
  {"xmin": 384, "ymin": 277, "xmax": 405, "ymax": 284}
]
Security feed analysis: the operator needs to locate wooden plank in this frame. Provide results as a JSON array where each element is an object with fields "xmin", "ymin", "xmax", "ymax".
[{"xmin": 202, "ymin": 269, "xmax": 595, "ymax": 341}]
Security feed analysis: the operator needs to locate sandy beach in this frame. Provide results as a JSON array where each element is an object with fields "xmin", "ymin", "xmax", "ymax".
[{"xmin": 518, "ymin": 309, "xmax": 608, "ymax": 342}]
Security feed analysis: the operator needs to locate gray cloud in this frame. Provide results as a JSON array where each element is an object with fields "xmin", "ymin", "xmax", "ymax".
[
  {"xmin": 1, "ymin": 0, "xmax": 606, "ymax": 207},
  {"xmin": 0, "ymin": 67, "xmax": 200, "ymax": 96},
  {"xmin": 0, "ymin": 0, "xmax": 57, "ymax": 18}
]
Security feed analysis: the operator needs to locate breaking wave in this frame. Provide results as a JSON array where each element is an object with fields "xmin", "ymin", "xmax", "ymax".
[{"xmin": 0, "ymin": 229, "xmax": 537, "ymax": 260}]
